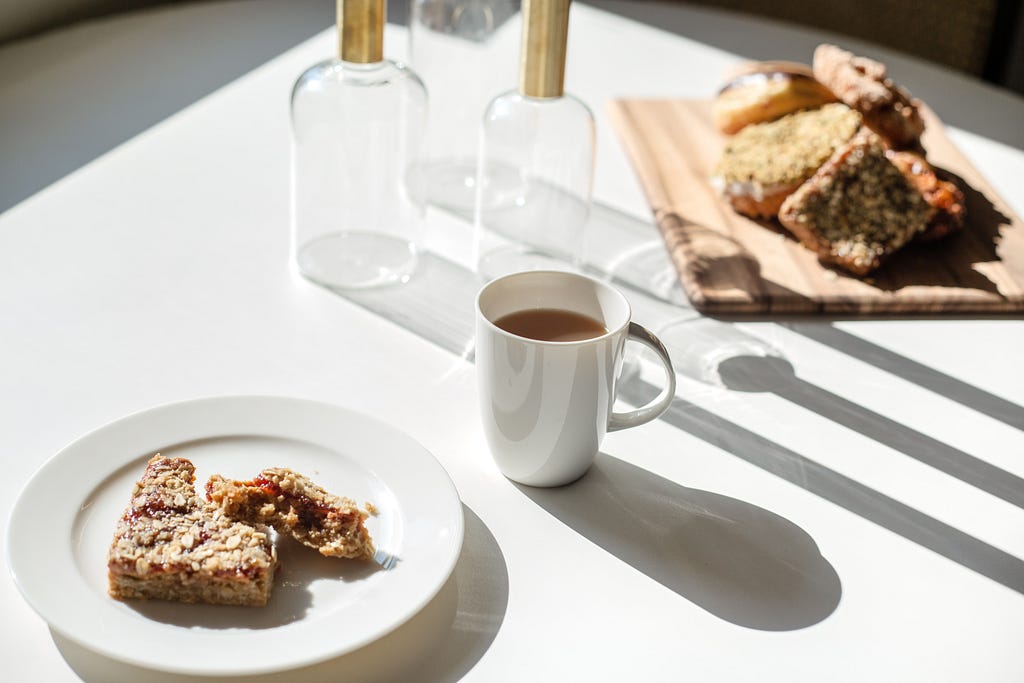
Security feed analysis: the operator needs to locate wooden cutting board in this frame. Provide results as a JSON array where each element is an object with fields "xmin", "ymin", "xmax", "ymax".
[{"xmin": 608, "ymin": 99, "xmax": 1024, "ymax": 314}]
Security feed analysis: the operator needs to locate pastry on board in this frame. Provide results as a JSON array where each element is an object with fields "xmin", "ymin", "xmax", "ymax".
[
  {"xmin": 707, "ymin": 44, "xmax": 965, "ymax": 275},
  {"xmin": 710, "ymin": 102, "xmax": 862, "ymax": 218},
  {"xmin": 885, "ymin": 149, "xmax": 966, "ymax": 240},
  {"xmin": 812, "ymin": 43, "xmax": 925, "ymax": 149},
  {"xmin": 712, "ymin": 61, "xmax": 838, "ymax": 134},
  {"xmin": 778, "ymin": 130, "xmax": 934, "ymax": 275}
]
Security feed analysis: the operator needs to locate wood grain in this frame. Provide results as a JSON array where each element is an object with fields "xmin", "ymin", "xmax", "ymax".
[{"xmin": 608, "ymin": 99, "xmax": 1024, "ymax": 314}]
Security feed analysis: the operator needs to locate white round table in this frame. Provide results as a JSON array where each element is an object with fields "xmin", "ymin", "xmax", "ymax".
[{"xmin": 1, "ymin": 2, "xmax": 1023, "ymax": 681}]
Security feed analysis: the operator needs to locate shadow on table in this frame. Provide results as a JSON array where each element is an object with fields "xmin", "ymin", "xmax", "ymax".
[
  {"xmin": 715, "ymin": 355, "xmax": 1024, "ymax": 508},
  {"xmin": 517, "ymin": 453, "xmax": 841, "ymax": 631},
  {"xmin": 782, "ymin": 321, "xmax": 1024, "ymax": 431},
  {"xmin": 585, "ymin": 181, "xmax": 1024, "ymax": 435},
  {"xmin": 331, "ymin": 241, "xmax": 1024, "ymax": 597},
  {"xmin": 618, "ymin": 383, "xmax": 1024, "ymax": 595},
  {"xmin": 53, "ymin": 505, "xmax": 508, "ymax": 683},
  {"xmin": 865, "ymin": 168, "xmax": 1010, "ymax": 295}
]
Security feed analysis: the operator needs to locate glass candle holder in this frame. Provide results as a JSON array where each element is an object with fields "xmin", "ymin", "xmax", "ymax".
[
  {"xmin": 292, "ymin": 0, "xmax": 428, "ymax": 290},
  {"xmin": 473, "ymin": 0, "xmax": 594, "ymax": 280}
]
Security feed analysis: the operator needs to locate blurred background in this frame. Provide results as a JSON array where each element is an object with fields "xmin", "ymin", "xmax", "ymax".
[{"xmin": 1, "ymin": 0, "xmax": 1022, "ymax": 213}]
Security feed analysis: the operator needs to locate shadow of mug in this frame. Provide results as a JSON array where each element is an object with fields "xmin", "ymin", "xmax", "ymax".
[
  {"xmin": 517, "ymin": 453, "xmax": 841, "ymax": 631},
  {"xmin": 51, "ymin": 505, "xmax": 509, "ymax": 683}
]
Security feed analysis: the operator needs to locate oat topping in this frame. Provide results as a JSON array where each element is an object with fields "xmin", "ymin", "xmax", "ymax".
[
  {"xmin": 107, "ymin": 455, "xmax": 278, "ymax": 607},
  {"xmin": 207, "ymin": 468, "xmax": 375, "ymax": 560},
  {"xmin": 713, "ymin": 103, "xmax": 862, "ymax": 188}
]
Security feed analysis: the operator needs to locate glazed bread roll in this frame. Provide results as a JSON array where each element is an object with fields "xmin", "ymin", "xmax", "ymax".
[
  {"xmin": 712, "ymin": 61, "xmax": 838, "ymax": 134},
  {"xmin": 812, "ymin": 44, "xmax": 925, "ymax": 149}
]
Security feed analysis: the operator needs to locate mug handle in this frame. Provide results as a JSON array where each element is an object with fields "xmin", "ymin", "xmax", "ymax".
[{"xmin": 608, "ymin": 322, "xmax": 677, "ymax": 432}]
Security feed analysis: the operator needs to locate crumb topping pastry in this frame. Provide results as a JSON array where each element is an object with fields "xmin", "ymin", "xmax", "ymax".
[
  {"xmin": 779, "ymin": 130, "xmax": 934, "ymax": 274},
  {"xmin": 708, "ymin": 43, "xmax": 964, "ymax": 277},
  {"xmin": 713, "ymin": 103, "xmax": 862, "ymax": 188}
]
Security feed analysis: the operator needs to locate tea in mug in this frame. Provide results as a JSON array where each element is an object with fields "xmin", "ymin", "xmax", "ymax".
[{"xmin": 493, "ymin": 308, "xmax": 608, "ymax": 342}]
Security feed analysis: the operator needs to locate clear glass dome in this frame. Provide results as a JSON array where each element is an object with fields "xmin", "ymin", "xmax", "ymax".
[
  {"xmin": 473, "ymin": 90, "xmax": 595, "ymax": 279},
  {"xmin": 291, "ymin": 59, "xmax": 427, "ymax": 290}
]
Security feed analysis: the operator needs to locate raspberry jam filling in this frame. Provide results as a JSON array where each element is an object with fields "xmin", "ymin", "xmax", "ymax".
[{"xmin": 249, "ymin": 476, "xmax": 355, "ymax": 530}]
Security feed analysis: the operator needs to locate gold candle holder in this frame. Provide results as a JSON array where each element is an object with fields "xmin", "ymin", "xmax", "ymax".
[
  {"xmin": 338, "ymin": 0, "xmax": 384, "ymax": 63},
  {"xmin": 519, "ymin": 0, "xmax": 570, "ymax": 98}
]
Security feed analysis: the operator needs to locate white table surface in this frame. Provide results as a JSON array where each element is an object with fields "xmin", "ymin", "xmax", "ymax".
[{"xmin": 3, "ymin": 2, "xmax": 1024, "ymax": 681}]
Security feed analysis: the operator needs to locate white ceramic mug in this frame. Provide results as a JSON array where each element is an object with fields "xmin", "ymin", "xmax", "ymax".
[{"xmin": 475, "ymin": 270, "xmax": 676, "ymax": 487}]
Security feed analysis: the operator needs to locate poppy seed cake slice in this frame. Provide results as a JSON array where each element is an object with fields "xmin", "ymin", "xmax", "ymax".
[{"xmin": 778, "ymin": 130, "xmax": 934, "ymax": 275}]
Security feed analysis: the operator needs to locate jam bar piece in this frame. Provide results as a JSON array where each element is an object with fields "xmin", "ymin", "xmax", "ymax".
[
  {"xmin": 779, "ymin": 129, "xmax": 934, "ymax": 275},
  {"xmin": 108, "ymin": 455, "xmax": 279, "ymax": 607},
  {"xmin": 206, "ymin": 468, "xmax": 375, "ymax": 560}
]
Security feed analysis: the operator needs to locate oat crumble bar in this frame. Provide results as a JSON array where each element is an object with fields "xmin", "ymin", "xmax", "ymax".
[
  {"xmin": 206, "ymin": 468, "xmax": 375, "ymax": 560},
  {"xmin": 107, "ymin": 455, "xmax": 279, "ymax": 607}
]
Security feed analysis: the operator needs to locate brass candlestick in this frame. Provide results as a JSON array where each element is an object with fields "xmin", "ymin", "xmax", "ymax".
[
  {"xmin": 519, "ymin": 0, "xmax": 570, "ymax": 98},
  {"xmin": 338, "ymin": 0, "xmax": 384, "ymax": 63}
]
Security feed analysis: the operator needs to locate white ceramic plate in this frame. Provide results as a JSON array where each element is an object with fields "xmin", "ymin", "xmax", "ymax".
[{"xmin": 6, "ymin": 396, "xmax": 464, "ymax": 676}]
